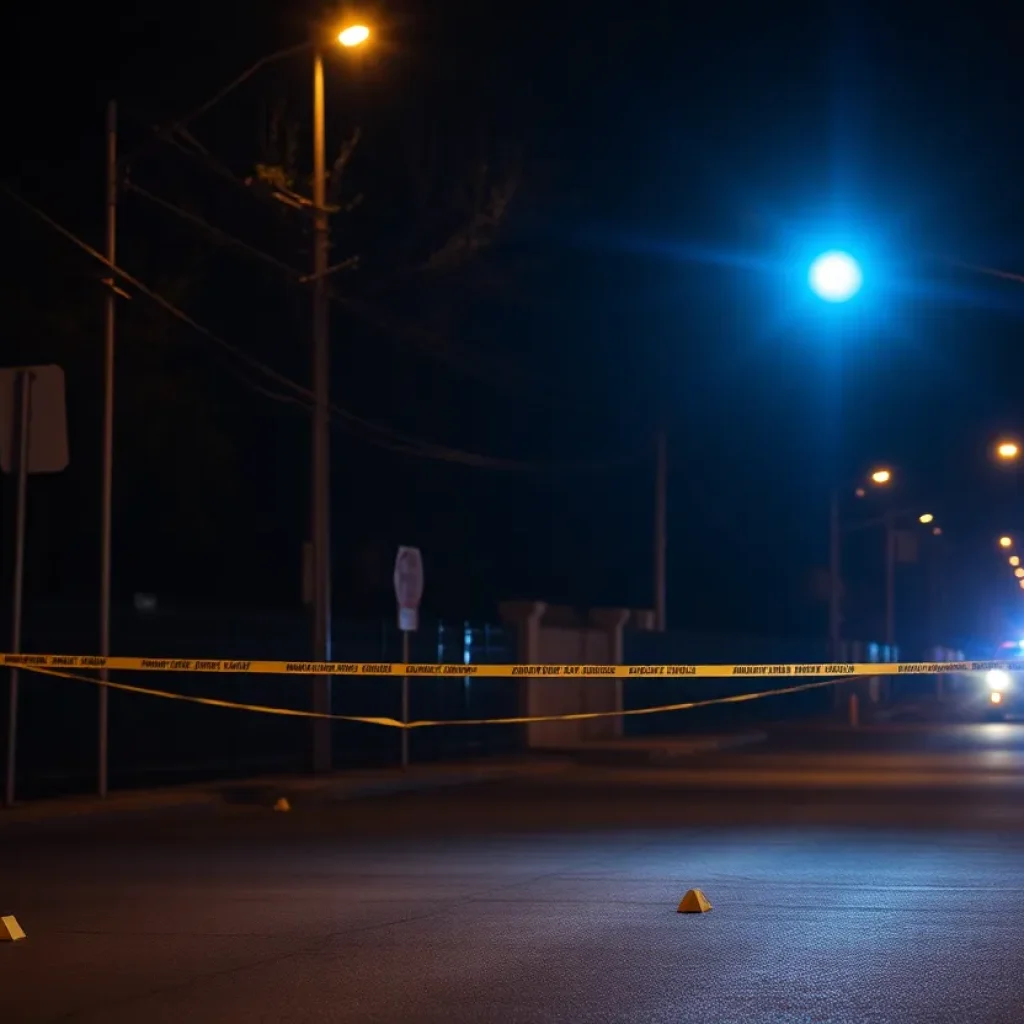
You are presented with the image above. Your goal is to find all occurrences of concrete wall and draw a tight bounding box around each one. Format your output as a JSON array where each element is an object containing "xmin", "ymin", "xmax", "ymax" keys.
[
  {"xmin": 497, "ymin": 604, "xmax": 958, "ymax": 747},
  {"xmin": 499, "ymin": 602, "xmax": 630, "ymax": 748}
]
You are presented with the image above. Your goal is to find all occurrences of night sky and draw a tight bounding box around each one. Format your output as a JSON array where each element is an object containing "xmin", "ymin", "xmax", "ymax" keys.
[{"xmin": 6, "ymin": 0, "xmax": 1024, "ymax": 651}]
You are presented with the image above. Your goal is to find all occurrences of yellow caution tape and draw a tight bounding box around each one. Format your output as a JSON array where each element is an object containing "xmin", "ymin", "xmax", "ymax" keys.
[
  {"xmin": 0, "ymin": 653, "xmax": 1012, "ymax": 678},
  {"xmin": 22, "ymin": 664, "xmax": 854, "ymax": 729}
]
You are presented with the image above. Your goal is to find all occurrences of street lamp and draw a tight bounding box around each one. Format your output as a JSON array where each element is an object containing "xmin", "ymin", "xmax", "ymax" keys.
[
  {"xmin": 997, "ymin": 441, "xmax": 1020, "ymax": 461},
  {"xmin": 309, "ymin": 21, "xmax": 370, "ymax": 773},
  {"xmin": 1000, "ymin": 536, "xmax": 1014, "ymax": 549},
  {"xmin": 338, "ymin": 24, "xmax": 370, "ymax": 46},
  {"xmin": 919, "ymin": 513, "xmax": 934, "ymax": 524},
  {"xmin": 856, "ymin": 468, "xmax": 893, "ymax": 497},
  {"xmin": 829, "ymin": 467, "xmax": 894, "ymax": 658},
  {"xmin": 809, "ymin": 251, "xmax": 863, "ymax": 303},
  {"xmin": 1011, "ymin": 556, "xmax": 1020, "ymax": 567}
]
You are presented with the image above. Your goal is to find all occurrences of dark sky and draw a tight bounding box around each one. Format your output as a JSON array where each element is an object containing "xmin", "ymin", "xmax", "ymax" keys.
[{"xmin": 6, "ymin": 0, "xmax": 1024, "ymax": 650}]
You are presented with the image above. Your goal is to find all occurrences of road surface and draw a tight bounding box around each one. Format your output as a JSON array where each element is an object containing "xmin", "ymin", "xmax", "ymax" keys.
[{"xmin": 3, "ymin": 722, "xmax": 1024, "ymax": 1023}]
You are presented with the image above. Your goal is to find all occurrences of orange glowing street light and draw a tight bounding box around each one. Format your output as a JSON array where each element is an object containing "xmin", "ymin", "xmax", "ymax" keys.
[
  {"xmin": 338, "ymin": 24, "xmax": 370, "ymax": 47},
  {"xmin": 1000, "ymin": 536, "xmax": 1014, "ymax": 549},
  {"xmin": 833, "ymin": 466, "xmax": 894, "ymax": 655},
  {"xmin": 1012, "ymin": 556, "xmax": 1021, "ymax": 567},
  {"xmin": 918, "ymin": 513, "xmax": 934, "ymax": 524},
  {"xmin": 997, "ymin": 440, "xmax": 1020, "ymax": 461},
  {"xmin": 310, "ymin": 17, "xmax": 372, "ymax": 772}
]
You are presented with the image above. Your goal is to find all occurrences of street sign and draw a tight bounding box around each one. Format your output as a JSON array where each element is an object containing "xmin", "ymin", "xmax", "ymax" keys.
[
  {"xmin": 0, "ymin": 365, "xmax": 69, "ymax": 475},
  {"xmin": 394, "ymin": 546, "xmax": 424, "ymax": 632}
]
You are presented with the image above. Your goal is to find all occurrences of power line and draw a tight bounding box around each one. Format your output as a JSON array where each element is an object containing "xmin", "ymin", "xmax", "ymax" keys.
[
  {"xmin": 951, "ymin": 260, "xmax": 1024, "ymax": 287},
  {"xmin": 124, "ymin": 179, "xmax": 305, "ymax": 280},
  {"xmin": 118, "ymin": 42, "xmax": 311, "ymax": 173},
  {"xmin": 118, "ymin": 53, "xmax": 568, "ymax": 406},
  {"xmin": 125, "ymin": 176, "xmax": 572, "ymax": 405},
  {"xmin": 0, "ymin": 182, "xmax": 634, "ymax": 473}
]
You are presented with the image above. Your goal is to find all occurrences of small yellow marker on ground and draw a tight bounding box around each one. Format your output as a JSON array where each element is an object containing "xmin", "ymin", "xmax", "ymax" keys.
[
  {"xmin": 273, "ymin": 797, "xmax": 291, "ymax": 813},
  {"xmin": 677, "ymin": 889, "xmax": 712, "ymax": 914},
  {"xmin": 0, "ymin": 916, "xmax": 25, "ymax": 941}
]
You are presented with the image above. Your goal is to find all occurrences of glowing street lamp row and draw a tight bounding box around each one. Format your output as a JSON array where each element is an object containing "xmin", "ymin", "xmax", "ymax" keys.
[
  {"xmin": 852, "ymin": 468, "xmax": 940, "ymax": 535},
  {"xmin": 999, "ymin": 539, "xmax": 1024, "ymax": 590},
  {"xmin": 809, "ymin": 253, "xmax": 1024, "ymax": 582}
]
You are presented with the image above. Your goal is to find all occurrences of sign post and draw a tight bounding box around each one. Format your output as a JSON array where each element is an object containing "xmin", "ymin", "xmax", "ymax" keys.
[
  {"xmin": 0, "ymin": 366, "xmax": 70, "ymax": 807},
  {"xmin": 393, "ymin": 547, "xmax": 423, "ymax": 769}
]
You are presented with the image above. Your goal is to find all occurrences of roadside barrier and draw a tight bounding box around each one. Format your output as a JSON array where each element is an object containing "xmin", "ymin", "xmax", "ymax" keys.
[
  {"xmin": 0, "ymin": 653, "xmax": 995, "ymax": 730},
  {"xmin": 0, "ymin": 654, "xmax": 1007, "ymax": 678}
]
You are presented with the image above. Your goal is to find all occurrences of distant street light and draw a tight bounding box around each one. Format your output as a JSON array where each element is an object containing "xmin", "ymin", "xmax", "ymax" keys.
[
  {"xmin": 919, "ymin": 513, "xmax": 934, "ymax": 524},
  {"xmin": 1015, "ymin": 568, "xmax": 1024, "ymax": 579},
  {"xmin": 856, "ymin": 468, "xmax": 893, "ymax": 497},
  {"xmin": 1000, "ymin": 536, "xmax": 1014, "ymax": 548},
  {"xmin": 830, "ymin": 466, "xmax": 896, "ymax": 658},
  {"xmin": 997, "ymin": 441, "xmax": 1020, "ymax": 461},
  {"xmin": 1011, "ymin": 556, "xmax": 1020, "ymax": 567},
  {"xmin": 809, "ymin": 251, "xmax": 863, "ymax": 303}
]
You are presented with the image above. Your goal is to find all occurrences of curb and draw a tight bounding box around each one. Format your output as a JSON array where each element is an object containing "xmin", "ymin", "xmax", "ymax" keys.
[
  {"xmin": 0, "ymin": 760, "xmax": 570, "ymax": 826},
  {"xmin": 553, "ymin": 732, "xmax": 768, "ymax": 767},
  {"xmin": 646, "ymin": 732, "xmax": 767, "ymax": 765},
  {"xmin": 247, "ymin": 760, "xmax": 571, "ymax": 808}
]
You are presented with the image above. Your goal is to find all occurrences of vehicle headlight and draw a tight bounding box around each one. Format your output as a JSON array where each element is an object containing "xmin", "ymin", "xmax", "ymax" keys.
[{"xmin": 986, "ymin": 669, "xmax": 1011, "ymax": 692}]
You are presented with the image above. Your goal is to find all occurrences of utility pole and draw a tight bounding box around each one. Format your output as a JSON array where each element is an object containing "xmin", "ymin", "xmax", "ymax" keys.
[
  {"xmin": 927, "ymin": 537, "xmax": 944, "ymax": 648},
  {"xmin": 5, "ymin": 372, "xmax": 32, "ymax": 808},
  {"xmin": 98, "ymin": 100, "xmax": 118, "ymax": 798},
  {"xmin": 884, "ymin": 513, "xmax": 896, "ymax": 651},
  {"xmin": 654, "ymin": 428, "xmax": 667, "ymax": 631},
  {"xmin": 310, "ymin": 46, "xmax": 333, "ymax": 772},
  {"xmin": 828, "ymin": 489, "xmax": 841, "ymax": 660}
]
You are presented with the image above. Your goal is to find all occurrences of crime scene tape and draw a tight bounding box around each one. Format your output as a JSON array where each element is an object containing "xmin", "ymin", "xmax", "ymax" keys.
[
  {"xmin": 0, "ymin": 654, "xmax": 1017, "ymax": 677},
  {"xmin": 23, "ymin": 663, "xmax": 856, "ymax": 730}
]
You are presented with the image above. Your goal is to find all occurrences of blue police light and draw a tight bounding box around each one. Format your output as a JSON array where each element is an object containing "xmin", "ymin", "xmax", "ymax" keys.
[{"xmin": 808, "ymin": 251, "xmax": 863, "ymax": 303}]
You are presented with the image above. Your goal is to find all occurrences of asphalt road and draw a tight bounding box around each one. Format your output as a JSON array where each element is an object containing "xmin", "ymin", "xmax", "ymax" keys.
[{"xmin": 4, "ymin": 723, "xmax": 1024, "ymax": 1023}]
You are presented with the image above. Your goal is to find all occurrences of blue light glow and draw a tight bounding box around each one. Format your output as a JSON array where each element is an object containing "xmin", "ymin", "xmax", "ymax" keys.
[{"xmin": 809, "ymin": 250, "xmax": 863, "ymax": 302}]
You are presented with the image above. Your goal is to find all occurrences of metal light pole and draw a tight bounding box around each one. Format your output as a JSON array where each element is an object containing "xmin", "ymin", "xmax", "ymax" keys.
[
  {"xmin": 884, "ymin": 512, "xmax": 896, "ymax": 650},
  {"xmin": 653, "ymin": 429, "xmax": 667, "ymax": 631},
  {"xmin": 828, "ymin": 488, "xmax": 841, "ymax": 660},
  {"xmin": 98, "ymin": 99, "xmax": 118, "ymax": 798},
  {"xmin": 5, "ymin": 372, "xmax": 32, "ymax": 808},
  {"xmin": 310, "ymin": 45, "xmax": 333, "ymax": 773}
]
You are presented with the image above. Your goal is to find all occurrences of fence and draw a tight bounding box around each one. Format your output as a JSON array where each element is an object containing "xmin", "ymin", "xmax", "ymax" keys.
[
  {"xmin": 2, "ymin": 601, "xmax": 959, "ymax": 798},
  {"xmin": 0, "ymin": 603, "xmax": 517, "ymax": 799}
]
